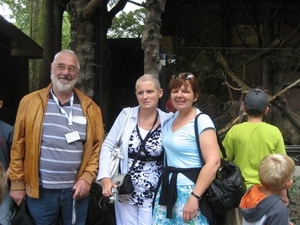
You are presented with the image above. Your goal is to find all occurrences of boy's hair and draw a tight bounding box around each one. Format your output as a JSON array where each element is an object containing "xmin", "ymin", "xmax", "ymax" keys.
[
  {"xmin": 259, "ymin": 154, "xmax": 295, "ymax": 191},
  {"xmin": 0, "ymin": 163, "xmax": 7, "ymax": 204}
]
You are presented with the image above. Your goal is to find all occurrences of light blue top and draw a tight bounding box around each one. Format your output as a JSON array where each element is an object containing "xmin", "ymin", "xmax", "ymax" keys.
[{"xmin": 162, "ymin": 108, "xmax": 215, "ymax": 185}]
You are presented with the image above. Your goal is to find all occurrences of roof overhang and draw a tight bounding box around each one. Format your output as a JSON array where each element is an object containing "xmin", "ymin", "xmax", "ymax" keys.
[{"xmin": 0, "ymin": 15, "xmax": 43, "ymax": 59}]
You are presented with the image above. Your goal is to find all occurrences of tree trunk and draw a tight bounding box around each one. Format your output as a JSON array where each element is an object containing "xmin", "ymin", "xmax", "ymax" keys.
[
  {"xmin": 30, "ymin": 0, "xmax": 64, "ymax": 91},
  {"xmin": 142, "ymin": 0, "xmax": 166, "ymax": 78},
  {"xmin": 67, "ymin": 0, "xmax": 129, "ymax": 127},
  {"xmin": 67, "ymin": 0, "xmax": 99, "ymax": 97}
]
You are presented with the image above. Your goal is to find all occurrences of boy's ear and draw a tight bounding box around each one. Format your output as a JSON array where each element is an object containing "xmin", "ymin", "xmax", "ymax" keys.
[
  {"xmin": 286, "ymin": 179, "xmax": 293, "ymax": 189},
  {"xmin": 263, "ymin": 106, "xmax": 269, "ymax": 115}
]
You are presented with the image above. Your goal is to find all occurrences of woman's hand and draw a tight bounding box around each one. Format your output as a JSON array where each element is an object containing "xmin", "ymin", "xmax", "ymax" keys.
[
  {"xmin": 182, "ymin": 195, "xmax": 199, "ymax": 222},
  {"xmin": 100, "ymin": 177, "xmax": 117, "ymax": 197}
]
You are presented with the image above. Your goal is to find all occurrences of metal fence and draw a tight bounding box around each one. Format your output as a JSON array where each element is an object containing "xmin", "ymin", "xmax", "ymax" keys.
[{"xmin": 286, "ymin": 145, "xmax": 300, "ymax": 166}]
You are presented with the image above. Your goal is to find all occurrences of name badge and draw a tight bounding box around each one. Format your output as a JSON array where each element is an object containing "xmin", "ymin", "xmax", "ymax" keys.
[
  {"xmin": 65, "ymin": 131, "xmax": 81, "ymax": 143},
  {"xmin": 72, "ymin": 116, "xmax": 87, "ymax": 124}
]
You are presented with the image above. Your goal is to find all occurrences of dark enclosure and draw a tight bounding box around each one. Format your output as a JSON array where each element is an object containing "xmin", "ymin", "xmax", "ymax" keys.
[{"xmin": 0, "ymin": 15, "xmax": 43, "ymax": 125}]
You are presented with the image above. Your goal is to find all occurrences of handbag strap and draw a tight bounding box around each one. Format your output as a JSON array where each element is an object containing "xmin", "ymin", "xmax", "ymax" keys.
[
  {"xmin": 130, "ymin": 111, "xmax": 159, "ymax": 170},
  {"xmin": 194, "ymin": 113, "xmax": 227, "ymax": 166},
  {"xmin": 135, "ymin": 111, "xmax": 159, "ymax": 154}
]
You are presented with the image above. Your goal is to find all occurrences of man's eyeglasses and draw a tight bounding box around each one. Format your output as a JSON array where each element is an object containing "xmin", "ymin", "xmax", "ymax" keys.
[
  {"xmin": 55, "ymin": 64, "xmax": 78, "ymax": 74},
  {"xmin": 171, "ymin": 74, "xmax": 194, "ymax": 80}
]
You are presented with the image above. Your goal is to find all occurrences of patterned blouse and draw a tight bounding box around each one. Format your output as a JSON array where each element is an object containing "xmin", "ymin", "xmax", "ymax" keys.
[{"xmin": 119, "ymin": 125, "xmax": 163, "ymax": 207}]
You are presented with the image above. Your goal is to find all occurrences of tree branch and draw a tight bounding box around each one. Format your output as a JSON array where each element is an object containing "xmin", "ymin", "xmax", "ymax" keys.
[
  {"xmin": 269, "ymin": 77, "xmax": 300, "ymax": 102},
  {"xmin": 215, "ymin": 49, "xmax": 251, "ymax": 91},
  {"xmin": 232, "ymin": 38, "xmax": 281, "ymax": 71},
  {"xmin": 83, "ymin": 0, "xmax": 102, "ymax": 18},
  {"xmin": 223, "ymin": 81, "xmax": 243, "ymax": 91}
]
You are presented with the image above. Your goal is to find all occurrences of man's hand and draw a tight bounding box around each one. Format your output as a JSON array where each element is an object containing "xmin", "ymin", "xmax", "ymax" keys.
[
  {"xmin": 73, "ymin": 179, "xmax": 91, "ymax": 199},
  {"xmin": 10, "ymin": 190, "xmax": 26, "ymax": 206}
]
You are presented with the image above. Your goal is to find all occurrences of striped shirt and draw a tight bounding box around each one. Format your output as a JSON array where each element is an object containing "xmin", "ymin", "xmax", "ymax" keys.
[{"xmin": 39, "ymin": 92, "xmax": 86, "ymax": 189}]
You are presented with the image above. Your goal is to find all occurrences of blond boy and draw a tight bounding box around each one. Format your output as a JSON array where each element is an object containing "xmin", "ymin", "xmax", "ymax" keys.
[{"xmin": 239, "ymin": 154, "xmax": 295, "ymax": 225}]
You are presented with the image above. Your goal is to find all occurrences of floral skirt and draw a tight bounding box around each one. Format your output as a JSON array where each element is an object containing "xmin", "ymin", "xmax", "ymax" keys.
[{"xmin": 152, "ymin": 184, "xmax": 209, "ymax": 225}]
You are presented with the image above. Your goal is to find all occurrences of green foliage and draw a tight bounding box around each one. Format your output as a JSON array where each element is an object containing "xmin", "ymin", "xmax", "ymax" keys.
[
  {"xmin": 1, "ymin": 0, "xmax": 71, "ymax": 48},
  {"xmin": 0, "ymin": 0, "xmax": 30, "ymax": 35},
  {"xmin": 62, "ymin": 11, "xmax": 71, "ymax": 49},
  {"xmin": 289, "ymin": 175, "xmax": 300, "ymax": 225},
  {"xmin": 108, "ymin": 8, "xmax": 145, "ymax": 38}
]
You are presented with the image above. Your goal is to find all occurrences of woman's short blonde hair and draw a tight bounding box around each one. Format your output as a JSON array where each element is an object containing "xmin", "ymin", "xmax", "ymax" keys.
[
  {"xmin": 259, "ymin": 154, "xmax": 295, "ymax": 191},
  {"xmin": 135, "ymin": 74, "xmax": 161, "ymax": 90},
  {"xmin": 0, "ymin": 163, "xmax": 7, "ymax": 204}
]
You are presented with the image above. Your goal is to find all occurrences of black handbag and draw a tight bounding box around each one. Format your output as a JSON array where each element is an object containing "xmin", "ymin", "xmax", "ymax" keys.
[
  {"xmin": 111, "ymin": 173, "xmax": 134, "ymax": 195},
  {"xmin": 194, "ymin": 113, "xmax": 246, "ymax": 215},
  {"xmin": 11, "ymin": 201, "xmax": 34, "ymax": 225}
]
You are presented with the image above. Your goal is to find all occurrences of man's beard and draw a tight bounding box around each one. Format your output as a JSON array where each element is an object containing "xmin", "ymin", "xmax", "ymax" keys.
[{"xmin": 51, "ymin": 73, "xmax": 77, "ymax": 93}]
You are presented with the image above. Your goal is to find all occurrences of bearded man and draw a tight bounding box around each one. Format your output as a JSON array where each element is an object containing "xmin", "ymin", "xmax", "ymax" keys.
[{"xmin": 9, "ymin": 50, "xmax": 104, "ymax": 225}]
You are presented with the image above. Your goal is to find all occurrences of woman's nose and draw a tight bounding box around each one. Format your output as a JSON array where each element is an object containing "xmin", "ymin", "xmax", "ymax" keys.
[{"xmin": 175, "ymin": 91, "xmax": 182, "ymax": 97}]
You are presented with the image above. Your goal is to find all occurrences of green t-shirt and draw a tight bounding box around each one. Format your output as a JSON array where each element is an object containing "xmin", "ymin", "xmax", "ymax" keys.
[{"xmin": 222, "ymin": 122, "xmax": 286, "ymax": 189}]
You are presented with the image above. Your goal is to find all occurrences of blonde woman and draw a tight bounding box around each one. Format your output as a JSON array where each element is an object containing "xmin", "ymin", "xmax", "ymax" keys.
[{"xmin": 98, "ymin": 74, "xmax": 173, "ymax": 225}]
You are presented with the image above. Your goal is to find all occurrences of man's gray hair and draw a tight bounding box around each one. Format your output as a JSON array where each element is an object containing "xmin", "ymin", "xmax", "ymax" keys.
[{"xmin": 52, "ymin": 49, "xmax": 80, "ymax": 70}]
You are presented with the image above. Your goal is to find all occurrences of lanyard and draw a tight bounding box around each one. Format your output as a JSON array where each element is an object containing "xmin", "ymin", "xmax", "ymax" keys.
[{"xmin": 51, "ymin": 89, "xmax": 74, "ymax": 130}]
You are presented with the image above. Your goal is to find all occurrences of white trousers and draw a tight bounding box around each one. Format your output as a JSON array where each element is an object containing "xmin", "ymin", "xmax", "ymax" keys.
[{"xmin": 114, "ymin": 201, "xmax": 152, "ymax": 225}]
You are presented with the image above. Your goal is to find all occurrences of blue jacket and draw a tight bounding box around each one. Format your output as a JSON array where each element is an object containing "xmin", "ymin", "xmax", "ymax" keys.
[
  {"xmin": 0, "ymin": 120, "xmax": 13, "ymax": 171},
  {"xmin": 240, "ymin": 185, "xmax": 289, "ymax": 225}
]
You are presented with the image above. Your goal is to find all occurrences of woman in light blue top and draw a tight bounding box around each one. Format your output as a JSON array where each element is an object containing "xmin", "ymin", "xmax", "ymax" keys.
[
  {"xmin": 152, "ymin": 72, "xmax": 220, "ymax": 225},
  {"xmin": 97, "ymin": 74, "xmax": 173, "ymax": 225}
]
